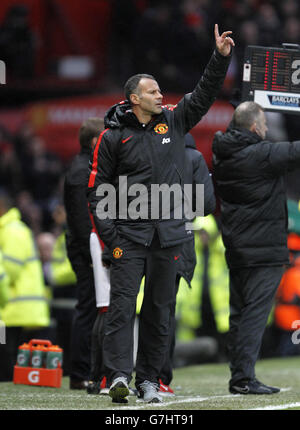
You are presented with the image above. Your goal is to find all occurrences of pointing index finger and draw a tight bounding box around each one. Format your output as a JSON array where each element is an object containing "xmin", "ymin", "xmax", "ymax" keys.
[{"xmin": 214, "ymin": 23, "xmax": 219, "ymax": 39}]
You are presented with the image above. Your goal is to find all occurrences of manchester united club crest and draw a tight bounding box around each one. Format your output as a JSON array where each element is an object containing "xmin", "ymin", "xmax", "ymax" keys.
[
  {"xmin": 154, "ymin": 123, "xmax": 168, "ymax": 134},
  {"xmin": 113, "ymin": 247, "xmax": 123, "ymax": 259}
]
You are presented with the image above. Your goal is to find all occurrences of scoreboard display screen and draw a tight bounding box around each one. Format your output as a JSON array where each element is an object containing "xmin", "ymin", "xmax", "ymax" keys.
[{"xmin": 242, "ymin": 44, "xmax": 300, "ymax": 114}]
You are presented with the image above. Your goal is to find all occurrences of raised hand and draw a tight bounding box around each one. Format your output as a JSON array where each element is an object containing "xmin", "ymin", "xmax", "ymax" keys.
[{"xmin": 214, "ymin": 24, "xmax": 235, "ymax": 57}]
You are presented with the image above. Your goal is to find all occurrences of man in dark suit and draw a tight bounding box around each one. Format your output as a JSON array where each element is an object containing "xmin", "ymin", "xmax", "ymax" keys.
[
  {"xmin": 64, "ymin": 118, "xmax": 103, "ymax": 389},
  {"xmin": 212, "ymin": 101, "xmax": 300, "ymax": 394}
]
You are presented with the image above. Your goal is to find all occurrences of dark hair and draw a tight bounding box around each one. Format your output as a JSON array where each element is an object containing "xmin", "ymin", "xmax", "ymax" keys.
[
  {"xmin": 232, "ymin": 101, "xmax": 264, "ymax": 130},
  {"xmin": 124, "ymin": 73, "xmax": 156, "ymax": 103},
  {"xmin": 79, "ymin": 117, "xmax": 104, "ymax": 150}
]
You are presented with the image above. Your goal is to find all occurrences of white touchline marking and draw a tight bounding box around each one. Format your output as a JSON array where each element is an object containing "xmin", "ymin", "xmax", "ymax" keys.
[
  {"xmin": 107, "ymin": 387, "xmax": 292, "ymax": 410},
  {"xmin": 108, "ymin": 394, "xmax": 239, "ymax": 410},
  {"xmin": 250, "ymin": 402, "xmax": 300, "ymax": 410}
]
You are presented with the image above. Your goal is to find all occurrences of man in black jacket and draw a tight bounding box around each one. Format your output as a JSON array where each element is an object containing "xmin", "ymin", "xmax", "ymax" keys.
[
  {"xmin": 212, "ymin": 101, "xmax": 300, "ymax": 394},
  {"xmin": 64, "ymin": 118, "xmax": 103, "ymax": 389},
  {"xmin": 159, "ymin": 133, "xmax": 216, "ymax": 391},
  {"xmin": 86, "ymin": 133, "xmax": 216, "ymax": 396},
  {"xmin": 87, "ymin": 24, "xmax": 233, "ymax": 403}
]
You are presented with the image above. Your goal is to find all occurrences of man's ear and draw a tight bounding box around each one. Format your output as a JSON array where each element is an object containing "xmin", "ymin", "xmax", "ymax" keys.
[
  {"xmin": 249, "ymin": 122, "xmax": 256, "ymax": 133},
  {"xmin": 91, "ymin": 136, "xmax": 98, "ymax": 149},
  {"xmin": 130, "ymin": 93, "xmax": 140, "ymax": 106}
]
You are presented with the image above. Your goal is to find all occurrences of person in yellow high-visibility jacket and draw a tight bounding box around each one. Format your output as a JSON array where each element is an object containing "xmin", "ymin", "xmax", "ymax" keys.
[
  {"xmin": 0, "ymin": 250, "xmax": 10, "ymax": 347},
  {"xmin": 0, "ymin": 249, "xmax": 9, "ymax": 312},
  {"xmin": 0, "ymin": 192, "xmax": 50, "ymax": 381},
  {"xmin": 37, "ymin": 205, "xmax": 77, "ymax": 378},
  {"xmin": 49, "ymin": 231, "xmax": 77, "ymax": 287},
  {"xmin": 48, "ymin": 229, "xmax": 77, "ymax": 377}
]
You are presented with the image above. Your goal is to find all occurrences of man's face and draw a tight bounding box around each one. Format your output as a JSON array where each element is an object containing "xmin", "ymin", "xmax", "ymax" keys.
[
  {"xmin": 134, "ymin": 78, "xmax": 163, "ymax": 116},
  {"xmin": 255, "ymin": 110, "xmax": 268, "ymax": 139}
]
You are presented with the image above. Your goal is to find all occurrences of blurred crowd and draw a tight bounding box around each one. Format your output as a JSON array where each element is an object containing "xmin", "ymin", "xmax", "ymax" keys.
[
  {"xmin": 108, "ymin": 0, "xmax": 300, "ymax": 94},
  {"xmin": 0, "ymin": 3, "xmax": 36, "ymax": 81},
  {"xmin": 1, "ymin": 0, "xmax": 300, "ymax": 380},
  {"xmin": 1, "ymin": 0, "xmax": 300, "ymax": 93},
  {"xmin": 0, "ymin": 122, "xmax": 63, "ymax": 235}
]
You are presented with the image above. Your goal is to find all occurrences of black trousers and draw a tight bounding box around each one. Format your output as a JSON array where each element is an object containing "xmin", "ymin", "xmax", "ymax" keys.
[
  {"xmin": 69, "ymin": 261, "xmax": 97, "ymax": 381},
  {"xmin": 103, "ymin": 232, "xmax": 181, "ymax": 388},
  {"xmin": 159, "ymin": 275, "xmax": 180, "ymax": 385},
  {"xmin": 227, "ymin": 265, "xmax": 284, "ymax": 385},
  {"xmin": 90, "ymin": 310, "xmax": 107, "ymax": 382}
]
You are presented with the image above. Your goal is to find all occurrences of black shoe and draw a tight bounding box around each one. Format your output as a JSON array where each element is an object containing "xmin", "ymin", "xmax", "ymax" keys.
[
  {"xmin": 253, "ymin": 378, "xmax": 280, "ymax": 393},
  {"xmin": 229, "ymin": 379, "xmax": 279, "ymax": 395},
  {"xmin": 70, "ymin": 379, "xmax": 89, "ymax": 390},
  {"xmin": 87, "ymin": 380, "xmax": 101, "ymax": 395}
]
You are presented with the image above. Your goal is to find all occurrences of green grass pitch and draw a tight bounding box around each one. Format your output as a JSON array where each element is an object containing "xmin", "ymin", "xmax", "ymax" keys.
[{"xmin": 1, "ymin": 356, "xmax": 300, "ymax": 411}]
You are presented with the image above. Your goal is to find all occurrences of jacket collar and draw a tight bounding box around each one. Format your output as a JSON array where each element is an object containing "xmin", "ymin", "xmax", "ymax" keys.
[
  {"xmin": 232, "ymin": 127, "xmax": 262, "ymax": 144},
  {"xmin": 213, "ymin": 126, "xmax": 262, "ymax": 160},
  {"xmin": 104, "ymin": 100, "xmax": 166, "ymax": 130}
]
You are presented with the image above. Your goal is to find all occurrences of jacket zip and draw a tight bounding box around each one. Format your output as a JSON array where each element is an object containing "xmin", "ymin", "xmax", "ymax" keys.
[{"xmin": 141, "ymin": 125, "xmax": 157, "ymax": 247}]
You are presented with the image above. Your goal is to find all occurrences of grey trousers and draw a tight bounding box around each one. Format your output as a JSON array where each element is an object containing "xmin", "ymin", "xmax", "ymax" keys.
[{"xmin": 227, "ymin": 265, "xmax": 284, "ymax": 386}]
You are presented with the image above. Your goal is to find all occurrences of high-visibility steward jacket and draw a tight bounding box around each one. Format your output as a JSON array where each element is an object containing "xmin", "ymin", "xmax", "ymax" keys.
[
  {"xmin": 175, "ymin": 215, "xmax": 230, "ymax": 341},
  {"xmin": 275, "ymin": 256, "xmax": 300, "ymax": 331},
  {"xmin": 0, "ymin": 250, "xmax": 9, "ymax": 312},
  {"xmin": 49, "ymin": 232, "xmax": 76, "ymax": 286},
  {"xmin": 0, "ymin": 208, "xmax": 50, "ymax": 327},
  {"xmin": 48, "ymin": 232, "xmax": 77, "ymax": 311}
]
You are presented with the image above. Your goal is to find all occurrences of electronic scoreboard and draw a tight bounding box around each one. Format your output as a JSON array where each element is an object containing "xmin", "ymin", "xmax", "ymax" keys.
[{"xmin": 242, "ymin": 44, "xmax": 300, "ymax": 114}]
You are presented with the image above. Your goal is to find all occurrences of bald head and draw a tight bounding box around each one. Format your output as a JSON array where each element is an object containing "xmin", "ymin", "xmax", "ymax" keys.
[
  {"xmin": 36, "ymin": 232, "xmax": 55, "ymax": 263},
  {"xmin": 232, "ymin": 101, "xmax": 267, "ymax": 139}
]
